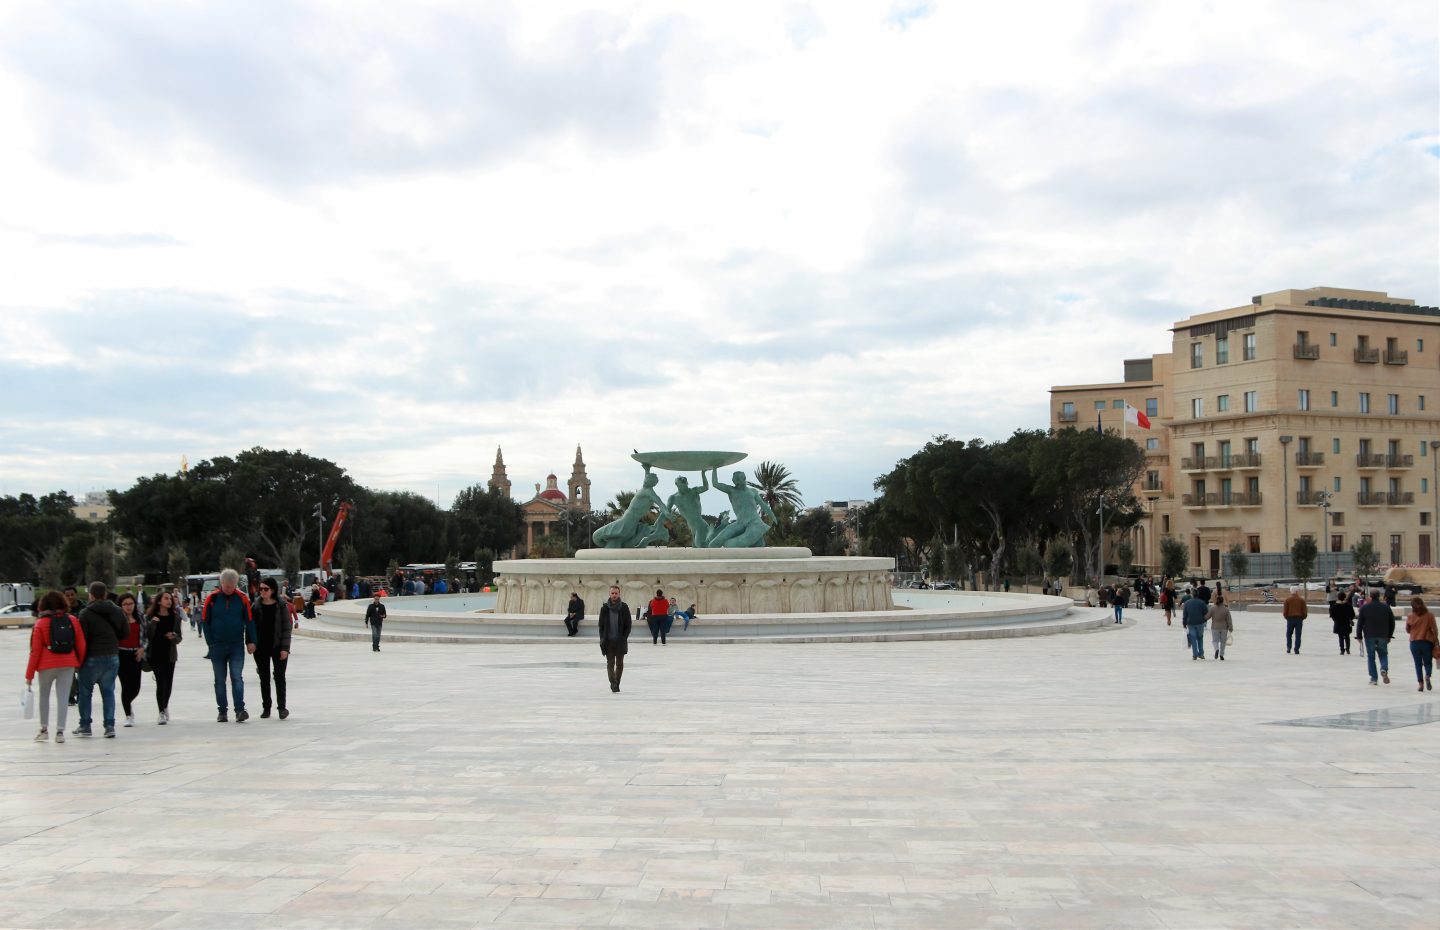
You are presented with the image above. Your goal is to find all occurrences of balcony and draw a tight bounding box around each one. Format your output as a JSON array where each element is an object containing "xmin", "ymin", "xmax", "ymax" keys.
[
  {"xmin": 1292, "ymin": 343, "xmax": 1320, "ymax": 360},
  {"xmin": 1229, "ymin": 452, "xmax": 1262, "ymax": 469},
  {"xmin": 1384, "ymin": 349, "xmax": 1408, "ymax": 365},
  {"xmin": 1357, "ymin": 491, "xmax": 1386, "ymax": 506},
  {"xmin": 1353, "ymin": 347, "xmax": 1379, "ymax": 363},
  {"xmin": 1181, "ymin": 493, "xmax": 1214, "ymax": 508},
  {"xmin": 1142, "ymin": 479, "xmax": 1164, "ymax": 493},
  {"xmin": 1058, "ymin": 410, "xmax": 1078, "ymax": 423},
  {"xmin": 1227, "ymin": 491, "xmax": 1263, "ymax": 507},
  {"xmin": 1296, "ymin": 490, "xmax": 1327, "ymax": 505},
  {"xmin": 1356, "ymin": 453, "xmax": 1386, "ymax": 468},
  {"xmin": 1180, "ymin": 456, "xmax": 1217, "ymax": 472},
  {"xmin": 1387, "ymin": 491, "xmax": 1415, "ymax": 506},
  {"xmin": 1386, "ymin": 454, "xmax": 1414, "ymax": 468},
  {"xmin": 1294, "ymin": 452, "xmax": 1324, "ymax": 468}
]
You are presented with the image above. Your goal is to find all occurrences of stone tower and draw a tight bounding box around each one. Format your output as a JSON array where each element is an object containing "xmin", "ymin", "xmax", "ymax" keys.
[
  {"xmin": 567, "ymin": 445, "xmax": 592, "ymax": 509},
  {"xmin": 488, "ymin": 446, "xmax": 512, "ymax": 498}
]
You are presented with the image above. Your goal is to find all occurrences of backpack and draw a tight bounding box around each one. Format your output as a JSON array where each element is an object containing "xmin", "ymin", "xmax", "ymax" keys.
[{"xmin": 48, "ymin": 614, "xmax": 76, "ymax": 655}]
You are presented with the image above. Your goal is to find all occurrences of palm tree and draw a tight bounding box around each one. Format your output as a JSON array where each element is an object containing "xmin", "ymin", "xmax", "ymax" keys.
[{"xmin": 752, "ymin": 461, "xmax": 803, "ymax": 513}]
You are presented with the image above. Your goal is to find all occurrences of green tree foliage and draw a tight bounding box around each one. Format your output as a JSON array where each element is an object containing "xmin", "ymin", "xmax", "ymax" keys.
[
  {"xmin": 443, "ymin": 551, "xmax": 461, "ymax": 584},
  {"xmin": 339, "ymin": 543, "xmax": 361, "ymax": 580},
  {"xmin": 473, "ymin": 548, "xmax": 495, "ymax": 584},
  {"xmin": 1350, "ymin": 538, "xmax": 1380, "ymax": 584},
  {"xmin": 1290, "ymin": 536, "xmax": 1318, "ymax": 586},
  {"xmin": 791, "ymin": 507, "xmax": 846, "ymax": 556},
  {"xmin": 1015, "ymin": 542, "xmax": 1044, "ymax": 588},
  {"xmin": 1226, "ymin": 542, "xmax": 1249, "ymax": 585},
  {"xmin": 0, "ymin": 492, "xmax": 88, "ymax": 582},
  {"xmin": 217, "ymin": 546, "xmax": 246, "ymax": 575},
  {"xmin": 752, "ymin": 461, "xmax": 804, "ymax": 513},
  {"xmin": 167, "ymin": 545, "xmax": 190, "ymax": 587},
  {"xmin": 1159, "ymin": 536, "xmax": 1189, "ymax": 580},
  {"xmin": 530, "ymin": 534, "xmax": 568, "ymax": 558},
  {"xmin": 351, "ymin": 489, "xmax": 448, "ymax": 573},
  {"xmin": 281, "ymin": 538, "xmax": 303, "ymax": 585},
  {"xmin": 450, "ymin": 485, "xmax": 524, "ymax": 558},
  {"xmin": 85, "ymin": 538, "xmax": 116, "ymax": 587},
  {"xmin": 36, "ymin": 544, "xmax": 64, "ymax": 590},
  {"xmin": 1116, "ymin": 540, "xmax": 1134, "ymax": 577},
  {"xmin": 1044, "ymin": 541, "xmax": 1072, "ymax": 581}
]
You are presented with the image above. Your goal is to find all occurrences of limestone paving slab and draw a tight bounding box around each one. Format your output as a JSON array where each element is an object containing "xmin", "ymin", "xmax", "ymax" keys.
[{"xmin": 2, "ymin": 608, "xmax": 1438, "ymax": 929}]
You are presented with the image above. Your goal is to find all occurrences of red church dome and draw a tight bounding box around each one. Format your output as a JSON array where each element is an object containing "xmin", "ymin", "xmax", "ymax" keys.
[{"xmin": 538, "ymin": 473, "xmax": 567, "ymax": 502}]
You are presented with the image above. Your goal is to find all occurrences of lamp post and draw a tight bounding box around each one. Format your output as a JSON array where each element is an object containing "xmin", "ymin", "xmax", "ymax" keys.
[
  {"xmin": 1279, "ymin": 435, "xmax": 1293, "ymax": 550},
  {"xmin": 1314, "ymin": 489, "xmax": 1332, "ymax": 577}
]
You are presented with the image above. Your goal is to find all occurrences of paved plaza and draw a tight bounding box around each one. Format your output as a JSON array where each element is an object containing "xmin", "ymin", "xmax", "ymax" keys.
[{"xmin": 3, "ymin": 608, "xmax": 1437, "ymax": 929}]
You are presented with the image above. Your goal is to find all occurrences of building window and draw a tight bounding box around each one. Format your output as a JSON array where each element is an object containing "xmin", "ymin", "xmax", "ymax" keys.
[
  {"xmin": 1191, "ymin": 398, "xmax": 1204, "ymax": 418},
  {"xmin": 1247, "ymin": 476, "xmax": 1260, "ymax": 496},
  {"xmin": 1359, "ymin": 392, "xmax": 1370, "ymax": 413},
  {"xmin": 1243, "ymin": 391, "xmax": 1257, "ymax": 412},
  {"xmin": 1420, "ymin": 338, "xmax": 1425, "ymax": 352},
  {"xmin": 1242, "ymin": 332, "xmax": 1256, "ymax": 360},
  {"xmin": 1330, "ymin": 390, "xmax": 1338, "ymax": 407},
  {"xmin": 1216, "ymin": 335, "xmax": 1229, "ymax": 364},
  {"xmin": 1388, "ymin": 393, "xmax": 1399, "ymax": 415},
  {"xmin": 1360, "ymin": 533, "xmax": 1373, "ymax": 546},
  {"xmin": 1421, "ymin": 395, "xmax": 1427, "ymax": 411},
  {"xmin": 1190, "ymin": 342, "xmax": 1203, "ymax": 369},
  {"xmin": 1333, "ymin": 476, "xmax": 1341, "ymax": 492},
  {"xmin": 1332, "ymin": 438, "xmax": 1341, "ymax": 454},
  {"xmin": 1247, "ymin": 535, "xmax": 1260, "ymax": 553},
  {"xmin": 1331, "ymin": 535, "xmax": 1343, "ymax": 553},
  {"xmin": 1162, "ymin": 515, "xmax": 1171, "ymax": 533},
  {"xmin": 1298, "ymin": 475, "xmax": 1311, "ymax": 495},
  {"xmin": 1146, "ymin": 438, "xmax": 1159, "ymax": 450},
  {"xmin": 1062, "ymin": 402, "xmax": 1075, "ymax": 416},
  {"xmin": 1245, "ymin": 437, "xmax": 1259, "ymax": 455},
  {"xmin": 1423, "ymin": 478, "xmax": 1430, "ymax": 494},
  {"xmin": 1424, "ymin": 442, "xmax": 1430, "ymax": 458},
  {"xmin": 1332, "ymin": 512, "xmax": 1343, "ymax": 526},
  {"xmin": 1298, "ymin": 389, "xmax": 1310, "ymax": 411},
  {"xmin": 1391, "ymin": 535, "xmax": 1402, "ymax": 564},
  {"xmin": 1094, "ymin": 400, "xmax": 1106, "ymax": 410},
  {"xmin": 1217, "ymin": 394, "xmax": 1230, "ymax": 412},
  {"xmin": 1113, "ymin": 399, "xmax": 1124, "ymax": 409},
  {"xmin": 1145, "ymin": 397, "xmax": 1158, "ymax": 417},
  {"xmin": 1329, "ymin": 332, "xmax": 1337, "ymax": 346}
]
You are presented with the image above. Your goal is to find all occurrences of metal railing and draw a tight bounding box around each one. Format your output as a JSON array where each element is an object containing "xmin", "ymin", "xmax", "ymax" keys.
[
  {"xmin": 1180, "ymin": 493, "xmax": 1212, "ymax": 507},
  {"xmin": 1386, "ymin": 454, "xmax": 1414, "ymax": 468},
  {"xmin": 1356, "ymin": 453, "xmax": 1386, "ymax": 468},
  {"xmin": 1058, "ymin": 410, "xmax": 1078, "ymax": 422},
  {"xmin": 1292, "ymin": 343, "xmax": 1320, "ymax": 359},
  {"xmin": 1229, "ymin": 452, "xmax": 1262, "ymax": 468},
  {"xmin": 1384, "ymin": 349, "xmax": 1408, "ymax": 365},
  {"xmin": 1294, "ymin": 452, "xmax": 1324, "ymax": 467},
  {"xmin": 1356, "ymin": 491, "xmax": 1386, "ymax": 505},
  {"xmin": 1353, "ymin": 347, "xmax": 1379, "ymax": 363},
  {"xmin": 1387, "ymin": 491, "xmax": 1415, "ymax": 505},
  {"xmin": 1296, "ymin": 490, "xmax": 1326, "ymax": 505}
]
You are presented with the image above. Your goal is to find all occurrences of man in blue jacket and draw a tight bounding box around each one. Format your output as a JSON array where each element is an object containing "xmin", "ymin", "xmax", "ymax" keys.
[
  {"xmin": 202, "ymin": 569, "xmax": 256, "ymax": 722},
  {"xmin": 1181, "ymin": 587, "xmax": 1210, "ymax": 660}
]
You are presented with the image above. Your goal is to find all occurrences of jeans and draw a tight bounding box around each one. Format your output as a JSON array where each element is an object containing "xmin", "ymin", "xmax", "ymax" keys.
[
  {"xmin": 1364, "ymin": 637, "xmax": 1390, "ymax": 682},
  {"xmin": 1113, "ymin": 604, "xmax": 1123, "ymax": 623},
  {"xmin": 371, "ymin": 622, "xmax": 382, "ymax": 650},
  {"xmin": 1186, "ymin": 623, "xmax": 1206, "ymax": 658},
  {"xmin": 77, "ymin": 655, "xmax": 119, "ymax": 729},
  {"xmin": 1285, "ymin": 618, "xmax": 1304, "ymax": 652},
  {"xmin": 209, "ymin": 642, "xmax": 247, "ymax": 712},
  {"xmin": 1410, "ymin": 640, "xmax": 1434, "ymax": 684}
]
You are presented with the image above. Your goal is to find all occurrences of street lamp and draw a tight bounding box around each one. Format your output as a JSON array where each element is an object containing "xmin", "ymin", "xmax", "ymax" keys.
[
  {"xmin": 1314, "ymin": 489, "xmax": 1332, "ymax": 577},
  {"xmin": 1279, "ymin": 435, "xmax": 1293, "ymax": 549}
]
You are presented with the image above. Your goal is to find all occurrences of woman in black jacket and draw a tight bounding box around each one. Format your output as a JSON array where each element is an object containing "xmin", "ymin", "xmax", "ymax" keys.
[
  {"xmin": 251, "ymin": 580, "xmax": 294, "ymax": 719},
  {"xmin": 145, "ymin": 590, "xmax": 183, "ymax": 724},
  {"xmin": 1330, "ymin": 588, "xmax": 1356, "ymax": 655}
]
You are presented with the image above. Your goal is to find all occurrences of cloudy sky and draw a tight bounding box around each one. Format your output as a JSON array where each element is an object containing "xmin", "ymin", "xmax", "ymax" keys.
[{"xmin": 1, "ymin": 0, "xmax": 1435, "ymax": 510}]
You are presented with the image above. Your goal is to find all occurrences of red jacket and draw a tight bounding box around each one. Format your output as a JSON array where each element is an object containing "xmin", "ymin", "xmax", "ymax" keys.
[
  {"xmin": 648, "ymin": 597, "xmax": 669, "ymax": 619},
  {"xmin": 26, "ymin": 613, "xmax": 87, "ymax": 680}
]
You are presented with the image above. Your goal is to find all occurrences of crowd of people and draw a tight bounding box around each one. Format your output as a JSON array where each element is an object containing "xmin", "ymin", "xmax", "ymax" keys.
[{"xmin": 23, "ymin": 568, "xmax": 298, "ymax": 743}]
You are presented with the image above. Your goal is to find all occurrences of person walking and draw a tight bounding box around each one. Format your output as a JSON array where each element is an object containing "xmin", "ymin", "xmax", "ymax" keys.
[
  {"xmin": 1356, "ymin": 588, "xmax": 1396, "ymax": 686},
  {"xmin": 597, "ymin": 585, "xmax": 632, "ymax": 692},
  {"xmin": 1282, "ymin": 585, "xmax": 1307, "ymax": 654},
  {"xmin": 364, "ymin": 593, "xmax": 387, "ymax": 652},
  {"xmin": 25, "ymin": 591, "xmax": 87, "ymax": 744},
  {"xmin": 145, "ymin": 589, "xmax": 182, "ymax": 724},
  {"xmin": 1403, "ymin": 597, "xmax": 1436, "ymax": 693},
  {"xmin": 1207, "ymin": 592, "xmax": 1233, "ymax": 660},
  {"xmin": 251, "ymin": 579, "xmax": 292, "ymax": 719},
  {"xmin": 1181, "ymin": 585, "xmax": 1208, "ymax": 660},
  {"xmin": 76, "ymin": 582, "xmax": 126, "ymax": 738},
  {"xmin": 564, "ymin": 592, "xmax": 585, "ymax": 637},
  {"xmin": 1329, "ymin": 587, "xmax": 1356, "ymax": 655},
  {"xmin": 648, "ymin": 589, "xmax": 670, "ymax": 645},
  {"xmin": 116, "ymin": 592, "xmax": 147, "ymax": 728},
  {"xmin": 201, "ymin": 569, "xmax": 256, "ymax": 722},
  {"xmin": 1160, "ymin": 580, "xmax": 1175, "ymax": 626},
  {"xmin": 1112, "ymin": 584, "xmax": 1129, "ymax": 624}
]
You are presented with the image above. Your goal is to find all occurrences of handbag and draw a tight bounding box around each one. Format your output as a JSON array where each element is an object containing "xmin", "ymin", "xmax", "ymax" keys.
[
  {"xmin": 141, "ymin": 653, "xmax": 153, "ymax": 673},
  {"xmin": 21, "ymin": 685, "xmax": 34, "ymax": 720}
]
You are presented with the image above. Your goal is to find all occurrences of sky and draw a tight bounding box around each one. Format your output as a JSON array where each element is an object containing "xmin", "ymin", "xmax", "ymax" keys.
[{"xmin": 1, "ymin": 0, "xmax": 1436, "ymax": 511}]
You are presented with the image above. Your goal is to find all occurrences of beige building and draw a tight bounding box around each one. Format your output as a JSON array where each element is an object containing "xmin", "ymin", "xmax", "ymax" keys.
[
  {"xmin": 72, "ymin": 491, "xmax": 112, "ymax": 523},
  {"xmin": 488, "ymin": 445, "xmax": 593, "ymax": 556},
  {"xmin": 1051, "ymin": 287, "xmax": 1440, "ymax": 577}
]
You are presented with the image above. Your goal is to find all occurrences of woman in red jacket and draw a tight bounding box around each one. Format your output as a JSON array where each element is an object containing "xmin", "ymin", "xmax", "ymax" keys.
[{"xmin": 26, "ymin": 590, "xmax": 87, "ymax": 744}]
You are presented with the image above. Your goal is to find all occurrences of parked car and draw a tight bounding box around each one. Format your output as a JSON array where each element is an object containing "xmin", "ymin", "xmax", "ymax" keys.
[
  {"xmin": 930, "ymin": 581, "xmax": 956, "ymax": 590},
  {"xmin": 0, "ymin": 603, "xmax": 33, "ymax": 617}
]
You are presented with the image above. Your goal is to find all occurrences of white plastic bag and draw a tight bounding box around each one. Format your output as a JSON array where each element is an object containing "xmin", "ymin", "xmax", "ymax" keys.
[{"xmin": 21, "ymin": 685, "xmax": 34, "ymax": 720}]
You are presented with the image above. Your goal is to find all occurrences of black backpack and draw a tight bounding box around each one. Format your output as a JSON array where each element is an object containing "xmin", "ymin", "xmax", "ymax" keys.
[{"xmin": 49, "ymin": 615, "xmax": 76, "ymax": 655}]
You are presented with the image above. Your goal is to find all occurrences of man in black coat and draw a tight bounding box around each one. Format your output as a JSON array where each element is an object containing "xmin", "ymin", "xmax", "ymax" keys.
[
  {"xmin": 597, "ymin": 585, "xmax": 631, "ymax": 693},
  {"xmin": 1356, "ymin": 588, "xmax": 1396, "ymax": 686},
  {"xmin": 364, "ymin": 594, "xmax": 387, "ymax": 652},
  {"xmin": 564, "ymin": 592, "xmax": 585, "ymax": 637}
]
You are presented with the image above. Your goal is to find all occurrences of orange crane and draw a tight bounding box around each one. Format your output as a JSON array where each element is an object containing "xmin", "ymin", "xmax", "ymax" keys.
[{"xmin": 320, "ymin": 501, "xmax": 355, "ymax": 578}]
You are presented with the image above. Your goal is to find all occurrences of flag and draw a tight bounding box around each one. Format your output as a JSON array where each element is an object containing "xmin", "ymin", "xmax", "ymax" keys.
[
  {"xmin": 1124, "ymin": 404, "xmax": 1151, "ymax": 430},
  {"xmin": 1096, "ymin": 412, "xmax": 1103, "ymax": 434}
]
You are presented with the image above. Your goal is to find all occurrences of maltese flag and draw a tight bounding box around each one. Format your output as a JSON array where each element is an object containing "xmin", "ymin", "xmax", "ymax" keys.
[{"xmin": 1124, "ymin": 404, "xmax": 1151, "ymax": 430}]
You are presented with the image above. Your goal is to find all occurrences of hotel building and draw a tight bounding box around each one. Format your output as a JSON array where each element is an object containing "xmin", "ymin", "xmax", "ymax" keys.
[{"xmin": 1050, "ymin": 287, "xmax": 1440, "ymax": 576}]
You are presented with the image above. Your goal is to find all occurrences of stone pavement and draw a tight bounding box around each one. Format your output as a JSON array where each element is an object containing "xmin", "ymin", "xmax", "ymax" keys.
[{"xmin": 2, "ymin": 608, "xmax": 1437, "ymax": 929}]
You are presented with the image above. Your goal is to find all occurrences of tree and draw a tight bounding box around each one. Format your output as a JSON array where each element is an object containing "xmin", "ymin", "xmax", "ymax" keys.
[
  {"xmin": 752, "ymin": 461, "xmax": 803, "ymax": 513},
  {"xmin": 451, "ymin": 485, "xmax": 525, "ymax": 557},
  {"xmin": 0, "ymin": 493, "xmax": 89, "ymax": 582},
  {"xmin": 1290, "ymin": 536, "xmax": 1318, "ymax": 590},
  {"xmin": 339, "ymin": 543, "xmax": 361, "ymax": 580},
  {"xmin": 167, "ymin": 545, "xmax": 190, "ymax": 587},
  {"xmin": 85, "ymin": 538, "xmax": 116, "ymax": 587},
  {"xmin": 1030, "ymin": 427, "xmax": 1145, "ymax": 588},
  {"xmin": 1015, "ymin": 542, "xmax": 1043, "ymax": 590},
  {"xmin": 281, "ymin": 538, "xmax": 303, "ymax": 585},
  {"xmin": 1159, "ymin": 536, "xmax": 1188, "ymax": 580},
  {"xmin": 473, "ymin": 547, "xmax": 495, "ymax": 585},
  {"xmin": 443, "ymin": 551, "xmax": 461, "ymax": 585},
  {"xmin": 218, "ymin": 546, "xmax": 246, "ymax": 575},
  {"xmin": 36, "ymin": 543, "xmax": 63, "ymax": 590},
  {"xmin": 1226, "ymin": 542, "xmax": 1249, "ymax": 587},
  {"xmin": 1116, "ymin": 540, "xmax": 1134, "ymax": 578},
  {"xmin": 792, "ymin": 508, "xmax": 845, "ymax": 556},
  {"xmin": 1351, "ymin": 538, "xmax": 1380, "ymax": 585},
  {"xmin": 385, "ymin": 559, "xmax": 401, "ymax": 584},
  {"xmin": 1044, "ymin": 541, "xmax": 1072, "ymax": 582},
  {"xmin": 531, "ymin": 535, "xmax": 568, "ymax": 558}
]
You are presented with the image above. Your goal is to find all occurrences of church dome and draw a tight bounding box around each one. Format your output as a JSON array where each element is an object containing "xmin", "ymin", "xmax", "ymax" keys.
[{"xmin": 539, "ymin": 473, "xmax": 567, "ymax": 502}]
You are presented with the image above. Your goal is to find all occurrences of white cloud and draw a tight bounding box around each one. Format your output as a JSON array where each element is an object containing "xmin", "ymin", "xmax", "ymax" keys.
[{"xmin": 0, "ymin": 0, "xmax": 1434, "ymax": 508}]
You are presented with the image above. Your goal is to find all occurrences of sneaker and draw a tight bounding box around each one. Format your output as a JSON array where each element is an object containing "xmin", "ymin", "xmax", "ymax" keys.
[
  {"xmin": 104, "ymin": 727, "xmax": 115, "ymax": 738},
  {"xmin": 217, "ymin": 711, "xmax": 228, "ymax": 723},
  {"xmin": 235, "ymin": 709, "xmax": 250, "ymax": 723},
  {"xmin": 55, "ymin": 731, "xmax": 64, "ymax": 744},
  {"xmin": 74, "ymin": 726, "xmax": 92, "ymax": 737},
  {"xmin": 278, "ymin": 708, "xmax": 289, "ymax": 720},
  {"xmin": 124, "ymin": 714, "xmax": 134, "ymax": 728},
  {"xmin": 261, "ymin": 708, "xmax": 271, "ymax": 719},
  {"xmin": 158, "ymin": 711, "xmax": 168, "ymax": 726},
  {"xmin": 34, "ymin": 729, "xmax": 48, "ymax": 742},
  {"xmin": 1370, "ymin": 679, "xmax": 1378, "ymax": 686}
]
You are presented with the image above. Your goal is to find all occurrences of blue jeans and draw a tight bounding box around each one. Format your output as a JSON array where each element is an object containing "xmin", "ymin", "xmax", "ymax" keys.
[
  {"xmin": 1409, "ymin": 640, "xmax": 1433, "ymax": 683},
  {"xmin": 77, "ymin": 655, "xmax": 119, "ymax": 729},
  {"xmin": 1186, "ymin": 623, "xmax": 1206, "ymax": 658},
  {"xmin": 371, "ymin": 623, "xmax": 382, "ymax": 650},
  {"xmin": 1364, "ymin": 637, "xmax": 1389, "ymax": 682},
  {"xmin": 209, "ymin": 642, "xmax": 247, "ymax": 712},
  {"xmin": 1113, "ymin": 604, "xmax": 1123, "ymax": 623},
  {"xmin": 1285, "ymin": 618, "xmax": 1304, "ymax": 652}
]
